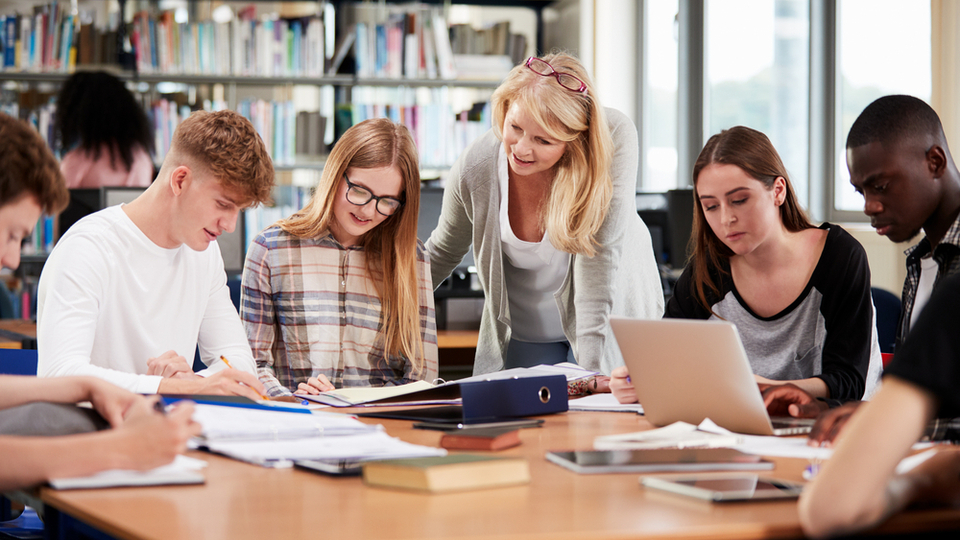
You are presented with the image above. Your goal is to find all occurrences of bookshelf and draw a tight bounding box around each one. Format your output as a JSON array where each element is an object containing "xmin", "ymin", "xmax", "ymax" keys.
[{"xmin": 0, "ymin": 0, "xmax": 542, "ymax": 323}]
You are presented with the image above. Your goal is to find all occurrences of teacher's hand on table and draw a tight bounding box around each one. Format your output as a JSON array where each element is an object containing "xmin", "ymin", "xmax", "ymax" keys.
[{"xmin": 610, "ymin": 366, "xmax": 638, "ymax": 404}]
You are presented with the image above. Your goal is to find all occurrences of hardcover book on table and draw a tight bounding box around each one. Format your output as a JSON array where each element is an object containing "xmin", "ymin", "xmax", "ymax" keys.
[{"xmin": 362, "ymin": 454, "xmax": 530, "ymax": 493}]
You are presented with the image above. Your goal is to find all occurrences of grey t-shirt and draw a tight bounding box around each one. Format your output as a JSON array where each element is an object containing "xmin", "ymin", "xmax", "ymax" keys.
[{"xmin": 665, "ymin": 223, "xmax": 879, "ymax": 401}]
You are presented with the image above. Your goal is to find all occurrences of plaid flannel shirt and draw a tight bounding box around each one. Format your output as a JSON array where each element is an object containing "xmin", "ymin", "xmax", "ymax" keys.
[
  {"xmin": 898, "ymin": 215, "xmax": 960, "ymax": 349},
  {"xmin": 241, "ymin": 226, "xmax": 439, "ymax": 396}
]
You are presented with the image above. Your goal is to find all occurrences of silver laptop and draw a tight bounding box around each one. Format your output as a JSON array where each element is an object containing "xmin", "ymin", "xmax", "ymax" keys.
[{"xmin": 610, "ymin": 317, "xmax": 813, "ymax": 436}]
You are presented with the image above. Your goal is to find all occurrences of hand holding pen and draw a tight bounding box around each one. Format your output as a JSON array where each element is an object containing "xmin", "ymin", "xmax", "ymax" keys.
[{"xmin": 218, "ymin": 355, "xmax": 270, "ymax": 401}]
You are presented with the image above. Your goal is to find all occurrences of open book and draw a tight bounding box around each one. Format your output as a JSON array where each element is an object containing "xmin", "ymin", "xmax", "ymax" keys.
[{"xmin": 297, "ymin": 364, "xmax": 598, "ymax": 407}]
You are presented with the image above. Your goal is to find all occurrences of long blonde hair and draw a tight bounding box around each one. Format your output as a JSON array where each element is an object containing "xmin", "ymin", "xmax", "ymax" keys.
[
  {"xmin": 278, "ymin": 118, "xmax": 424, "ymax": 374},
  {"xmin": 491, "ymin": 52, "xmax": 614, "ymax": 256}
]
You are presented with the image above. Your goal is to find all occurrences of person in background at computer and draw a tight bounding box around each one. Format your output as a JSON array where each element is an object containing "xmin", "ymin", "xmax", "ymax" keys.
[
  {"xmin": 241, "ymin": 118, "xmax": 438, "ymax": 395},
  {"xmin": 0, "ymin": 112, "xmax": 198, "ymax": 491},
  {"xmin": 37, "ymin": 111, "xmax": 273, "ymax": 398},
  {"xmin": 425, "ymin": 53, "xmax": 664, "ymax": 377},
  {"xmin": 799, "ymin": 95, "xmax": 960, "ymax": 446},
  {"xmin": 56, "ymin": 71, "xmax": 155, "ymax": 188},
  {"xmin": 799, "ymin": 271, "xmax": 960, "ymax": 539},
  {"xmin": 611, "ymin": 126, "xmax": 882, "ymax": 408}
]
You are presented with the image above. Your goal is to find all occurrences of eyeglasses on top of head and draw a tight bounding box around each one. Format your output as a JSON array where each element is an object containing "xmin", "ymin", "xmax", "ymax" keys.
[
  {"xmin": 343, "ymin": 174, "xmax": 404, "ymax": 217},
  {"xmin": 525, "ymin": 57, "xmax": 588, "ymax": 95}
]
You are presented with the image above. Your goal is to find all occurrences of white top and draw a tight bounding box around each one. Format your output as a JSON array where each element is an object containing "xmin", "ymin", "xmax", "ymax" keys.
[
  {"xmin": 910, "ymin": 254, "xmax": 939, "ymax": 331},
  {"xmin": 497, "ymin": 147, "xmax": 570, "ymax": 342},
  {"xmin": 36, "ymin": 205, "xmax": 256, "ymax": 394}
]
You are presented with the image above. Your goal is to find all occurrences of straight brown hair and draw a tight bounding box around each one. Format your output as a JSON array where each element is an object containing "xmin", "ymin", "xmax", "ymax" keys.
[{"xmin": 689, "ymin": 126, "xmax": 813, "ymax": 313}]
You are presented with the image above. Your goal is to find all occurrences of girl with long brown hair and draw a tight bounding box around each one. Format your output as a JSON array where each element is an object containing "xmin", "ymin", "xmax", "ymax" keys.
[
  {"xmin": 241, "ymin": 118, "xmax": 438, "ymax": 394},
  {"xmin": 612, "ymin": 126, "xmax": 881, "ymax": 411}
]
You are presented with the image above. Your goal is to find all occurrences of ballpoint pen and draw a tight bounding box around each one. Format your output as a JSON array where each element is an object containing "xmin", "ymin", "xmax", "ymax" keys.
[{"xmin": 221, "ymin": 355, "xmax": 270, "ymax": 401}]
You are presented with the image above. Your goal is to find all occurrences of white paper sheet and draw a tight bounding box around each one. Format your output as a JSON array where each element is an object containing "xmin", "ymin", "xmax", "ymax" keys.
[
  {"xmin": 593, "ymin": 420, "xmax": 742, "ymax": 450},
  {"xmin": 49, "ymin": 455, "xmax": 207, "ymax": 490},
  {"xmin": 192, "ymin": 404, "xmax": 378, "ymax": 441},
  {"xmin": 569, "ymin": 393, "xmax": 645, "ymax": 413},
  {"xmin": 205, "ymin": 431, "xmax": 446, "ymax": 467}
]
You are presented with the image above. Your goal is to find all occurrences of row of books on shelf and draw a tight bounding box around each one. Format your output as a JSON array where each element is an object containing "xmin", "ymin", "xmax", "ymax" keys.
[
  {"xmin": 243, "ymin": 185, "xmax": 314, "ymax": 246},
  {"xmin": 0, "ymin": 2, "xmax": 79, "ymax": 73},
  {"xmin": 1, "ymin": 2, "xmax": 527, "ymax": 82},
  {"xmin": 151, "ymin": 98, "xmax": 305, "ymax": 166},
  {"xmin": 336, "ymin": 87, "xmax": 492, "ymax": 169},
  {"xmin": 11, "ymin": 90, "xmax": 489, "ymax": 178},
  {"xmin": 131, "ymin": 7, "xmax": 326, "ymax": 78},
  {"xmin": 349, "ymin": 8, "xmax": 524, "ymax": 82},
  {"xmin": 22, "ymin": 215, "xmax": 55, "ymax": 256}
]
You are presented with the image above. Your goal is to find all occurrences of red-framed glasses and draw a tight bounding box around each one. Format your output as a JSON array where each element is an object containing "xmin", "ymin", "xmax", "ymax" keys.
[{"xmin": 525, "ymin": 57, "xmax": 588, "ymax": 95}]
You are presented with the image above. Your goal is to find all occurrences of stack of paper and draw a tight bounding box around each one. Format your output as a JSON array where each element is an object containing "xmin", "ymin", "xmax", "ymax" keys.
[
  {"xmin": 569, "ymin": 394, "xmax": 645, "ymax": 413},
  {"xmin": 189, "ymin": 404, "xmax": 445, "ymax": 467},
  {"xmin": 206, "ymin": 431, "xmax": 446, "ymax": 467},
  {"xmin": 594, "ymin": 421, "xmax": 742, "ymax": 450},
  {"xmin": 191, "ymin": 404, "xmax": 377, "ymax": 441}
]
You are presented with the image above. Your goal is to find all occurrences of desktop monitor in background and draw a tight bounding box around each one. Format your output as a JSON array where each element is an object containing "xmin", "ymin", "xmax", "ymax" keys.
[
  {"xmin": 636, "ymin": 192, "xmax": 668, "ymax": 266},
  {"xmin": 58, "ymin": 189, "xmax": 101, "ymax": 238},
  {"xmin": 636, "ymin": 190, "xmax": 694, "ymax": 270},
  {"xmin": 667, "ymin": 189, "xmax": 694, "ymax": 268},
  {"xmin": 58, "ymin": 187, "xmax": 246, "ymax": 274},
  {"xmin": 101, "ymin": 187, "xmax": 144, "ymax": 207}
]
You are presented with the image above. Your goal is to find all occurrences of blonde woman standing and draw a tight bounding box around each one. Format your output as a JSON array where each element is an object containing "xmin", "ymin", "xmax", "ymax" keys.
[
  {"xmin": 241, "ymin": 118, "xmax": 438, "ymax": 395},
  {"xmin": 426, "ymin": 53, "xmax": 664, "ymax": 376}
]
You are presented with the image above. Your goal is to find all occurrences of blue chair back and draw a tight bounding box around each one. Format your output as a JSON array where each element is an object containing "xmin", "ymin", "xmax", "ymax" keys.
[
  {"xmin": 871, "ymin": 287, "xmax": 901, "ymax": 354},
  {"xmin": 0, "ymin": 349, "xmax": 38, "ymax": 376},
  {"xmin": 227, "ymin": 277, "xmax": 242, "ymax": 313}
]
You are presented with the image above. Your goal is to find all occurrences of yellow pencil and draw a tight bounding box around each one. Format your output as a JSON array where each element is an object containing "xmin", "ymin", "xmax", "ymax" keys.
[{"xmin": 220, "ymin": 355, "xmax": 270, "ymax": 401}]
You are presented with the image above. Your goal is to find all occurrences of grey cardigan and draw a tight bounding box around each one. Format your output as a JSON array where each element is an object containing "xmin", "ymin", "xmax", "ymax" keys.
[{"xmin": 426, "ymin": 108, "xmax": 665, "ymax": 375}]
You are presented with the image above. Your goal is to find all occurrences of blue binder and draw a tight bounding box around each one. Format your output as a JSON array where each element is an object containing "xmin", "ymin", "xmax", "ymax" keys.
[{"xmin": 358, "ymin": 374, "xmax": 569, "ymax": 424}]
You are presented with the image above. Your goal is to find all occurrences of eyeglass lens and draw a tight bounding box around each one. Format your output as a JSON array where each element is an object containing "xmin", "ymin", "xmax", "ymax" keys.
[
  {"xmin": 346, "ymin": 183, "xmax": 401, "ymax": 216},
  {"xmin": 527, "ymin": 58, "xmax": 585, "ymax": 93}
]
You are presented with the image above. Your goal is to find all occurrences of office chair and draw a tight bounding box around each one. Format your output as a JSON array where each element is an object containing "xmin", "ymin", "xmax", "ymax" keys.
[
  {"xmin": 871, "ymin": 287, "xmax": 901, "ymax": 356},
  {"xmin": 0, "ymin": 348, "xmax": 42, "ymax": 540},
  {"xmin": 0, "ymin": 349, "xmax": 37, "ymax": 376}
]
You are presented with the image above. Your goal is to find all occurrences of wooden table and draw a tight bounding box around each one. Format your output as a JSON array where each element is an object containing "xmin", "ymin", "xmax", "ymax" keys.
[
  {"xmin": 39, "ymin": 410, "xmax": 960, "ymax": 540},
  {"xmin": 0, "ymin": 319, "xmax": 36, "ymax": 349}
]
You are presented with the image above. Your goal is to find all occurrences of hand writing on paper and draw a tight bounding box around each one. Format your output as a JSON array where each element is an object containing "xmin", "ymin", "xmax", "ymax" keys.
[
  {"xmin": 158, "ymin": 368, "xmax": 266, "ymax": 401},
  {"xmin": 110, "ymin": 397, "xmax": 201, "ymax": 471},
  {"xmin": 807, "ymin": 401, "xmax": 862, "ymax": 447},
  {"xmin": 760, "ymin": 383, "xmax": 827, "ymax": 418},
  {"xmin": 147, "ymin": 350, "xmax": 195, "ymax": 379},
  {"xmin": 297, "ymin": 375, "xmax": 335, "ymax": 395},
  {"xmin": 610, "ymin": 366, "xmax": 638, "ymax": 404}
]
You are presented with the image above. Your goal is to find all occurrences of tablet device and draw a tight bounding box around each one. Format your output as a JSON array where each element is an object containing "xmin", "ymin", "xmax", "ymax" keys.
[
  {"xmin": 412, "ymin": 419, "xmax": 544, "ymax": 431},
  {"xmin": 294, "ymin": 459, "xmax": 364, "ymax": 476},
  {"xmin": 640, "ymin": 475, "xmax": 804, "ymax": 502},
  {"xmin": 545, "ymin": 448, "xmax": 773, "ymax": 474}
]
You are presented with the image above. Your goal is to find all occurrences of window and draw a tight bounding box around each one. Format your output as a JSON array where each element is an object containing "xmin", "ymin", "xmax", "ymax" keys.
[
  {"xmin": 834, "ymin": 0, "xmax": 931, "ymax": 212},
  {"xmin": 638, "ymin": 0, "xmax": 933, "ymax": 223},
  {"xmin": 705, "ymin": 0, "xmax": 810, "ymax": 207},
  {"xmin": 642, "ymin": 0, "xmax": 680, "ymax": 192}
]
